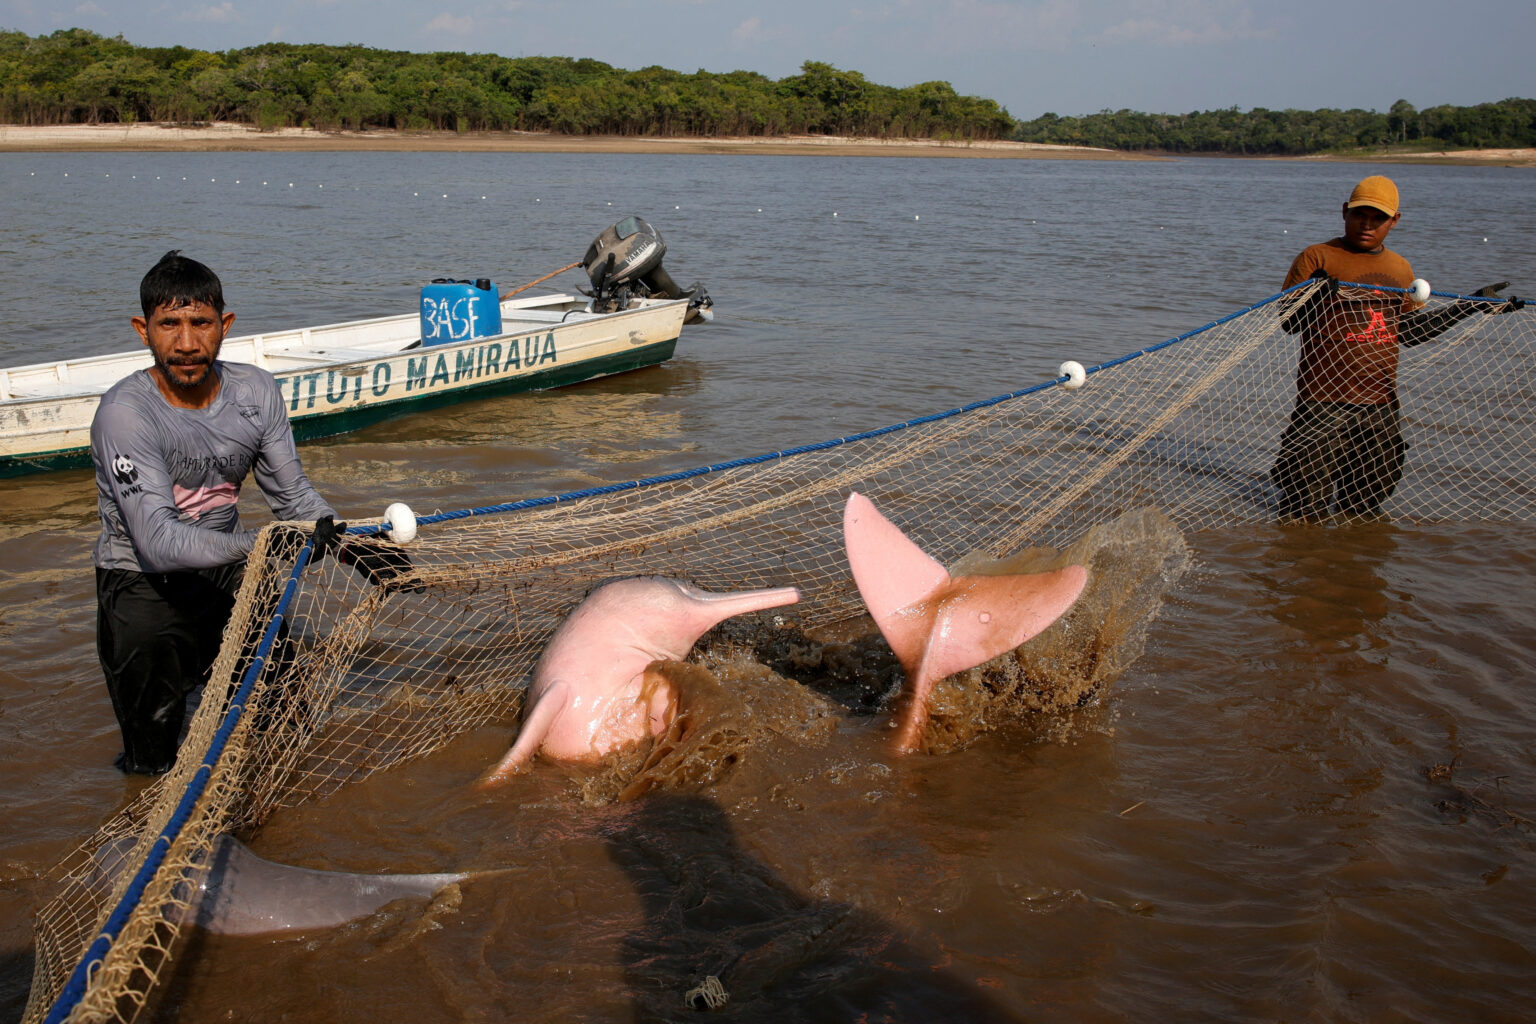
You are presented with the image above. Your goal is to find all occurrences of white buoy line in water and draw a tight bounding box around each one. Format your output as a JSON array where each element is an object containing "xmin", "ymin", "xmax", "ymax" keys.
[
  {"xmin": 11, "ymin": 171, "xmax": 1001, "ymax": 229},
  {"xmin": 9, "ymin": 169, "xmax": 1514, "ymax": 275},
  {"xmin": 15, "ymin": 168, "xmax": 1506, "ymax": 324}
]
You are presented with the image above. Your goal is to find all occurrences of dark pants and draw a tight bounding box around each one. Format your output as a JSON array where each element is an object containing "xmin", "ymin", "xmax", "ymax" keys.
[
  {"xmin": 1270, "ymin": 398, "xmax": 1406, "ymax": 521},
  {"xmin": 96, "ymin": 563, "xmax": 244, "ymax": 774}
]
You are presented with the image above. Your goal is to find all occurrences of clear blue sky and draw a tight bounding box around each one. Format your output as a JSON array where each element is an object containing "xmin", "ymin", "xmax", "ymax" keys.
[{"xmin": 2, "ymin": 0, "xmax": 1530, "ymax": 120}]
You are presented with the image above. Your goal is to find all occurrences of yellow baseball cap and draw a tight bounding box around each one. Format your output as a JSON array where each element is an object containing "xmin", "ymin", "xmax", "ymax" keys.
[{"xmin": 1346, "ymin": 175, "xmax": 1399, "ymax": 217}]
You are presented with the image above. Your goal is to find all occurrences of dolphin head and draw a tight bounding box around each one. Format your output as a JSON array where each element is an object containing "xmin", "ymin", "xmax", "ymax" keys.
[
  {"xmin": 563, "ymin": 577, "xmax": 801, "ymax": 661},
  {"xmin": 479, "ymin": 577, "xmax": 800, "ymax": 782}
]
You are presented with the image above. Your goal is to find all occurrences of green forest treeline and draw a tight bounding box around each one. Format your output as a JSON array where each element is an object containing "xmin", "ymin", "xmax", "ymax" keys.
[
  {"xmin": 0, "ymin": 28, "xmax": 1013, "ymax": 139},
  {"xmin": 3, "ymin": 28, "xmax": 1533, "ymax": 154},
  {"xmin": 1013, "ymin": 100, "xmax": 1536, "ymax": 154}
]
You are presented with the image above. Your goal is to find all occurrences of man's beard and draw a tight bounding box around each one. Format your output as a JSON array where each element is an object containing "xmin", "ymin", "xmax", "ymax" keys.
[{"xmin": 155, "ymin": 353, "xmax": 213, "ymax": 390}]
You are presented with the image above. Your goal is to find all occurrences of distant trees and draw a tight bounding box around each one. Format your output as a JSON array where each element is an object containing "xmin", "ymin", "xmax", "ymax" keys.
[
  {"xmin": 0, "ymin": 29, "xmax": 1013, "ymax": 140},
  {"xmin": 2, "ymin": 30, "xmax": 1530, "ymax": 154},
  {"xmin": 1011, "ymin": 99, "xmax": 1536, "ymax": 154}
]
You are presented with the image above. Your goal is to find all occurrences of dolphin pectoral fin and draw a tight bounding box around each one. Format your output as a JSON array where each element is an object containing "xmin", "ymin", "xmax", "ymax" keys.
[
  {"xmin": 843, "ymin": 492, "xmax": 950, "ymax": 666},
  {"xmin": 191, "ymin": 836, "xmax": 470, "ymax": 936},
  {"xmin": 479, "ymin": 683, "xmax": 568, "ymax": 786}
]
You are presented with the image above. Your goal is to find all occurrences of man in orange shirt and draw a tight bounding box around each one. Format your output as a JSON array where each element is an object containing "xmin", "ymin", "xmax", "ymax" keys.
[{"xmin": 1271, "ymin": 176, "xmax": 1520, "ymax": 521}]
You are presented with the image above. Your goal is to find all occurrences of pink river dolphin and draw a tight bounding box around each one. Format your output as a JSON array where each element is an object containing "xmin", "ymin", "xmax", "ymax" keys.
[
  {"xmin": 843, "ymin": 491, "xmax": 1088, "ymax": 752},
  {"xmin": 479, "ymin": 491, "xmax": 1086, "ymax": 780},
  {"xmin": 479, "ymin": 577, "xmax": 802, "ymax": 784}
]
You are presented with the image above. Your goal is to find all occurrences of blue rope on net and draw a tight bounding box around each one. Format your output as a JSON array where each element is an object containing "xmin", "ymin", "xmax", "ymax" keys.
[
  {"xmin": 44, "ymin": 548, "xmax": 314, "ymax": 1024},
  {"xmin": 352, "ymin": 286, "xmax": 1321, "ymax": 537}
]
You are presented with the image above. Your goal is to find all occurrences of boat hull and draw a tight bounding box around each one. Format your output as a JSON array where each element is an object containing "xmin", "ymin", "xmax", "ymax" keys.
[
  {"xmin": 0, "ymin": 297, "xmax": 687, "ymax": 477},
  {"xmin": 284, "ymin": 337, "xmax": 677, "ymax": 445}
]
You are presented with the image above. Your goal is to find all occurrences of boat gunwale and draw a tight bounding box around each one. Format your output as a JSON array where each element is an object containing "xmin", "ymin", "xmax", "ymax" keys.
[{"xmin": 0, "ymin": 294, "xmax": 687, "ymax": 406}]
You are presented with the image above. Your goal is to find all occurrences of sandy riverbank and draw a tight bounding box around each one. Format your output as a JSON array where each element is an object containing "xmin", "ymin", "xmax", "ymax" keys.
[
  {"xmin": 1290, "ymin": 147, "xmax": 1536, "ymax": 167},
  {"xmin": 1, "ymin": 123, "xmax": 1530, "ymax": 165},
  {"xmin": 0, "ymin": 122, "xmax": 1141, "ymax": 159}
]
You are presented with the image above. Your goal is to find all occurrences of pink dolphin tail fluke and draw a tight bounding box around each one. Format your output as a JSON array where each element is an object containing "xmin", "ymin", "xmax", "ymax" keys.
[
  {"xmin": 479, "ymin": 578, "xmax": 800, "ymax": 785},
  {"xmin": 843, "ymin": 492, "xmax": 1087, "ymax": 753}
]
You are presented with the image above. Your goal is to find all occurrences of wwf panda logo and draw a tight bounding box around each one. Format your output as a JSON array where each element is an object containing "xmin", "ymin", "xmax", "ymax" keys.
[{"xmin": 111, "ymin": 453, "xmax": 138, "ymax": 485}]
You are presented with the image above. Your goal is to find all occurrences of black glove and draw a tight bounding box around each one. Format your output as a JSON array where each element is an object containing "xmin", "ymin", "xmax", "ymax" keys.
[
  {"xmin": 1467, "ymin": 282, "xmax": 1525, "ymax": 314},
  {"xmin": 338, "ymin": 540, "xmax": 422, "ymax": 592},
  {"xmin": 1400, "ymin": 287, "xmax": 1496, "ymax": 347},
  {"xmin": 311, "ymin": 515, "xmax": 347, "ymax": 564}
]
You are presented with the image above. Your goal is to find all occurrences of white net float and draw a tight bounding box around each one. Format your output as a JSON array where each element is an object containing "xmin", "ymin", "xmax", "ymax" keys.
[{"xmin": 383, "ymin": 502, "xmax": 418, "ymax": 543}]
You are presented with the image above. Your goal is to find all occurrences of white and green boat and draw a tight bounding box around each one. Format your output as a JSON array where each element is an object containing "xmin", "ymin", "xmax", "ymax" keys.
[{"xmin": 0, "ymin": 216, "xmax": 710, "ymax": 477}]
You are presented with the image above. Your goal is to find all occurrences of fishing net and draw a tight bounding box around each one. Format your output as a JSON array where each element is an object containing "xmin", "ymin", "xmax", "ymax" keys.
[{"xmin": 25, "ymin": 281, "xmax": 1536, "ymax": 1022}]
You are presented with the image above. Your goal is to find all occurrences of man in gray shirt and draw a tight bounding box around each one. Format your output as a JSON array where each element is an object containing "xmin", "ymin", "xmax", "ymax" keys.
[{"xmin": 92, "ymin": 252, "xmax": 367, "ymax": 774}]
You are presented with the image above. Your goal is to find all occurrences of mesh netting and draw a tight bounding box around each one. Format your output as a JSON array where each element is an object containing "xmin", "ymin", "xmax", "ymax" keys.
[{"xmin": 25, "ymin": 281, "xmax": 1536, "ymax": 1022}]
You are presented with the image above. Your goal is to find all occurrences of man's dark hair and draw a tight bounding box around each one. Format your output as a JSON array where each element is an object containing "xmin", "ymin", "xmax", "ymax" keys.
[{"xmin": 139, "ymin": 250, "xmax": 225, "ymax": 317}]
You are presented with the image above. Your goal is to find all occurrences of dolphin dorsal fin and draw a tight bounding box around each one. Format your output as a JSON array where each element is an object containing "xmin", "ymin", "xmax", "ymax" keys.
[{"xmin": 843, "ymin": 492, "xmax": 950, "ymax": 668}]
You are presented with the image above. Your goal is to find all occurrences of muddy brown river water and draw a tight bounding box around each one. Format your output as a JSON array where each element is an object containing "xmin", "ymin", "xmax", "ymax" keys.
[{"xmin": 2, "ymin": 152, "xmax": 1532, "ymax": 1022}]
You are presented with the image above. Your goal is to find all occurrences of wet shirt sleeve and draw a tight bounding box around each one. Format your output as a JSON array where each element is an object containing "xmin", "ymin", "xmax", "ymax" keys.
[{"xmin": 250, "ymin": 370, "xmax": 337, "ymax": 523}]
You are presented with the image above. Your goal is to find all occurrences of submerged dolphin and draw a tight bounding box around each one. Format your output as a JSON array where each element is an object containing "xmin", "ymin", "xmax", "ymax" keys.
[
  {"xmin": 91, "ymin": 835, "xmax": 473, "ymax": 936},
  {"xmin": 843, "ymin": 492, "xmax": 1088, "ymax": 752},
  {"xmin": 191, "ymin": 835, "xmax": 470, "ymax": 935},
  {"xmin": 480, "ymin": 577, "xmax": 801, "ymax": 783}
]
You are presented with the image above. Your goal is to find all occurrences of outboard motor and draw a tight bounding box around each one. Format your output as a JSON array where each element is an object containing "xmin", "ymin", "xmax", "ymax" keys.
[{"xmin": 581, "ymin": 215, "xmax": 712, "ymax": 323}]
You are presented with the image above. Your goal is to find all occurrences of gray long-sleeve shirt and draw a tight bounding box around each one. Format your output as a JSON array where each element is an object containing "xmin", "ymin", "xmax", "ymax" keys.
[{"xmin": 91, "ymin": 361, "xmax": 336, "ymax": 573}]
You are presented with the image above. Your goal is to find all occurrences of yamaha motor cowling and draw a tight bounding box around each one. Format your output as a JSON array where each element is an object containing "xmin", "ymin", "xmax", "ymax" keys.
[{"xmin": 581, "ymin": 215, "xmax": 712, "ymax": 323}]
